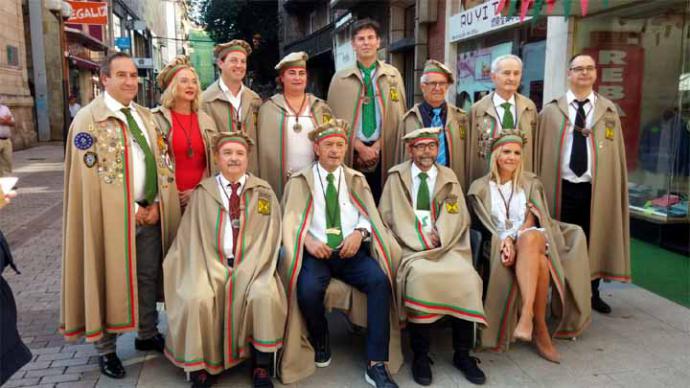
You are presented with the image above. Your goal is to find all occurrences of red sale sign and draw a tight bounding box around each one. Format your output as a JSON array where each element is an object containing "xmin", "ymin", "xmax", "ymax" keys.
[
  {"xmin": 66, "ymin": 1, "xmax": 108, "ymax": 25},
  {"xmin": 584, "ymin": 45, "xmax": 644, "ymax": 169}
]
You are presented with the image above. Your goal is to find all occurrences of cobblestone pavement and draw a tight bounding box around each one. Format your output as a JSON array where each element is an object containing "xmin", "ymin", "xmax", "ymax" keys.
[{"xmin": 1, "ymin": 143, "xmax": 689, "ymax": 388}]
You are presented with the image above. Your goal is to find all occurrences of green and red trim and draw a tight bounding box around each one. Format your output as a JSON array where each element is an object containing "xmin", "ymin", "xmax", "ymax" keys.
[
  {"xmin": 552, "ymin": 116, "xmax": 568, "ymax": 217},
  {"xmin": 287, "ymin": 199, "xmax": 313, "ymax": 298},
  {"xmin": 348, "ymin": 83, "xmax": 364, "ymax": 150},
  {"xmin": 414, "ymin": 218, "xmax": 432, "ymax": 250},
  {"xmin": 349, "ymin": 192, "xmax": 393, "ymax": 279},
  {"xmin": 279, "ymin": 111, "xmax": 287, "ymax": 186},
  {"xmin": 493, "ymin": 280, "xmax": 517, "ymax": 351},
  {"xmin": 404, "ymin": 295, "xmax": 487, "ymax": 324},
  {"xmin": 164, "ymin": 346, "xmax": 225, "ymax": 373},
  {"xmin": 118, "ymin": 121, "xmax": 136, "ymax": 330},
  {"xmin": 591, "ymin": 272, "xmax": 631, "ymax": 282}
]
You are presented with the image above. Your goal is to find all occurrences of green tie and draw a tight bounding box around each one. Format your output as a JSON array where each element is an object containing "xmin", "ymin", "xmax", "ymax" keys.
[
  {"xmin": 325, "ymin": 173, "xmax": 342, "ymax": 249},
  {"xmin": 121, "ymin": 107, "xmax": 158, "ymax": 205},
  {"xmin": 417, "ymin": 172, "xmax": 430, "ymax": 211},
  {"xmin": 358, "ymin": 62, "xmax": 377, "ymax": 138},
  {"xmin": 500, "ymin": 102, "xmax": 515, "ymax": 129}
]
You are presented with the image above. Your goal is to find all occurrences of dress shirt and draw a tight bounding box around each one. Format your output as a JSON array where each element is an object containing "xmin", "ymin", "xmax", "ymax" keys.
[
  {"xmin": 356, "ymin": 67, "xmax": 383, "ymax": 142},
  {"xmin": 562, "ymin": 90, "xmax": 596, "ymax": 183},
  {"xmin": 492, "ymin": 93, "xmax": 517, "ymax": 130},
  {"xmin": 219, "ymin": 79, "xmax": 244, "ymax": 120},
  {"xmin": 216, "ymin": 173, "xmax": 247, "ymax": 259},
  {"xmin": 285, "ymin": 102, "xmax": 315, "ymax": 175},
  {"xmin": 489, "ymin": 180, "xmax": 527, "ymax": 240},
  {"xmin": 411, "ymin": 163, "xmax": 438, "ymax": 234}
]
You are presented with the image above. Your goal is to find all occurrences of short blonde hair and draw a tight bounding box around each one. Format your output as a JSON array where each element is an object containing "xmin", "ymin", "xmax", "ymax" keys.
[
  {"xmin": 159, "ymin": 67, "xmax": 202, "ymax": 112},
  {"xmin": 489, "ymin": 142, "xmax": 524, "ymax": 188}
]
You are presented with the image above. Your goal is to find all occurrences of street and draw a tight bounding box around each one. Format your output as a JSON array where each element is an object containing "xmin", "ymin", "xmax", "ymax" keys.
[{"xmin": 1, "ymin": 143, "xmax": 689, "ymax": 388}]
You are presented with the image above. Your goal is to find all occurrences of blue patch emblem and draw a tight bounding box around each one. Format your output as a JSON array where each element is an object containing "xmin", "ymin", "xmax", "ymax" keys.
[{"xmin": 74, "ymin": 132, "xmax": 94, "ymax": 150}]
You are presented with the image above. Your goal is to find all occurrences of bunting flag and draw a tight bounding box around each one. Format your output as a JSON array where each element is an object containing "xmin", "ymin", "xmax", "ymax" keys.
[{"xmin": 496, "ymin": 0, "xmax": 607, "ymax": 20}]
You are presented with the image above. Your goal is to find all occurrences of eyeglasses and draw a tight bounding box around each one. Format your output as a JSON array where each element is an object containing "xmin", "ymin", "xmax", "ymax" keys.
[
  {"xmin": 423, "ymin": 81, "xmax": 449, "ymax": 89},
  {"xmin": 569, "ymin": 66, "xmax": 596, "ymax": 74},
  {"xmin": 411, "ymin": 142, "xmax": 438, "ymax": 151}
]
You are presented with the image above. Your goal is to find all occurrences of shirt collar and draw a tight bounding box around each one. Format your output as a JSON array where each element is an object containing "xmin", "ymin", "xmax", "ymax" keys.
[
  {"xmin": 566, "ymin": 90, "xmax": 596, "ymax": 106},
  {"xmin": 493, "ymin": 92, "xmax": 516, "ymax": 107},
  {"xmin": 218, "ymin": 173, "xmax": 247, "ymax": 192},
  {"xmin": 103, "ymin": 91, "xmax": 135, "ymax": 114},
  {"xmin": 219, "ymin": 78, "xmax": 244, "ymax": 98},
  {"xmin": 411, "ymin": 162, "xmax": 438, "ymax": 181},
  {"xmin": 315, "ymin": 162, "xmax": 342, "ymax": 184}
]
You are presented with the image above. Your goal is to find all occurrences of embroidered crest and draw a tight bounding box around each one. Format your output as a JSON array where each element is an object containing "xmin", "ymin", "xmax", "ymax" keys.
[
  {"xmin": 445, "ymin": 195, "xmax": 459, "ymax": 214},
  {"xmin": 83, "ymin": 151, "xmax": 98, "ymax": 168},
  {"xmin": 322, "ymin": 113, "xmax": 332, "ymax": 123},
  {"xmin": 258, "ymin": 197, "xmax": 271, "ymax": 215},
  {"xmin": 459, "ymin": 125, "xmax": 466, "ymax": 140},
  {"xmin": 605, "ymin": 127, "xmax": 615, "ymax": 140},
  {"xmin": 74, "ymin": 132, "xmax": 94, "ymax": 150},
  {"xmin": 389, "ymin": 87, "xmax": 400, "ymax": 102}
]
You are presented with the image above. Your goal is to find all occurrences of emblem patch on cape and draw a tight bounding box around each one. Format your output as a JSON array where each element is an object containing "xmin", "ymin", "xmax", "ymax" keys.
[
  {"xmin": 83, "ymin": 151, "xmax": 98, "ymax": 168},
  {"xmin": 445, "ymin": 195, "xmax": 459, "ymax": 214},
  {"xmin": 74, "ymin": 132, "xmax": 94, "ymax": 150},
  {"xmin": 605, "ymin": 127, "xmax": 615, "ymax": 140},
  {"xmin": 257, "ymin": 198, "xmax": 271, "ymax": 215},
  {"xmin": 389, "ymin": 87, "xmax": 400, "ymax": 102},
  {"xmin": 459, "ymin": 125, "xmax": 466, "ymax": 140},
  {"xmin": 322, "ymin": 113, "xmax": 332, "ymax": 123}
]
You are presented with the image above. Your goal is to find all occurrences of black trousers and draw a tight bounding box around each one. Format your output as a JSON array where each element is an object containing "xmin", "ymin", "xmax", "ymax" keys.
[
  {"xmin": 409, "ymin": 318, "xmax": 474, "ymax": 355},
  {"xmin": 559, "ymin": 180, "xmax": 600, "ymax": 297}
]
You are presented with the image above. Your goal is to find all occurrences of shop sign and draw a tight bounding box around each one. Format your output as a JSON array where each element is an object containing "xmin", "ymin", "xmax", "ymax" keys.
[
  {"xmin": 449, "ymin": 0, "xmax": 529, "ymax": 43},
  {"xmin": 114, "ymin": 37, "xmax": 131, "ymax": 50},
  {"xmin": 66, "ymin": 1, "xmax": 108, "ymax": 25},
  {"xmin": 584, "ymin": 45, "xmax": 644, "ymax": 169}
]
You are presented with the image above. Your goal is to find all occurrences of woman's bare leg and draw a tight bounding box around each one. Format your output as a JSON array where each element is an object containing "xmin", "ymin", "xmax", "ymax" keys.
[
  {"xmin": 533, "ymin": 255, "xmax": 561, "ymax": 363},
  {"xmin": 513, "ymin": 231, "xmax": 545, "ymax": 341}
]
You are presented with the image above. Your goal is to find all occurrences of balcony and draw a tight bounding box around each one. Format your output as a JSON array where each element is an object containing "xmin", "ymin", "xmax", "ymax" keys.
[{"xmin": 283, "ymin": 23, "xmax": 334, "ymax": 58}]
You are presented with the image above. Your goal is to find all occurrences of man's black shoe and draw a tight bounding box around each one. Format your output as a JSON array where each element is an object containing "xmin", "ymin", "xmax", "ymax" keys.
[
  {"xmin": 453, "ymin": 352, "xmax": 486, "ymax": 385},
  {"xmin": 592, "ymin": 295, "xmax": 612, "ymax": 314},
  {"xmin": 99, "ymin": 353, "xmax": 126, "ymax": 379},
  {"xmin": 313, "ymin": 335, "xmax": 331, "ymax": 368},
  {"xmin": 252, "ymin": 367, "xmax": 273, "ymax": 388},
  {"xmin": 135, "ymin": 333, "xmax": 165, "ymax": 353},
  {"xmin": 365, "ymin": 362, "xmax": 398, "ymax": 388},
  {"xmin": 411, "ymin": 354, "xmax": 433, "ymax": 386},
  {"xmin": 190, "ymin": 370, "xmax": 213, "ymax": 388}
]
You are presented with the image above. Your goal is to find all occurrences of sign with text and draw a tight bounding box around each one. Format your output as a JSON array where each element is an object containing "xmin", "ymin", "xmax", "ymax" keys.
[
  {"xmin": 114, "ymin": 37, "xmax": 131, "ymax": 50},
  {"xmin": 449, "ymin": 0, "xmax": 529, "ymax": 43},
  {"xmin": 584, "ymin": 45, "xmax": 644, "ymax": 169},
  {"xmin": 66, "ymin": 1, "xmax": 108, "ymax": 25}
]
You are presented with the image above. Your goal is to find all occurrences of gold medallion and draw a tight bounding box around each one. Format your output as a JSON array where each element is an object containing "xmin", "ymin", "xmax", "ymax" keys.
[{"xmin": 293, "ymin": 122, "xmax": 302, "ymax": 132}]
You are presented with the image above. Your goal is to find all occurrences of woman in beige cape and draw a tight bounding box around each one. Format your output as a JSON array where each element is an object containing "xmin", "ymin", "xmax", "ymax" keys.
[
  {"xmin": 278, "ymin": 161, "xmax": 402, "ymax": 384},
  {"xmin": 163, "ymin": 132, "xmax": 286, "ymax": 387},
  {"xmin": 152, "ymin": 55, "xmax": 218, "ymax": 211},
  {"xmin": 467, "ymin": 131, "xmax": 591, "ymax": 362},
  {"xmin": 256, "ymin": 52, "xmax": 334, "ymax": 200}
]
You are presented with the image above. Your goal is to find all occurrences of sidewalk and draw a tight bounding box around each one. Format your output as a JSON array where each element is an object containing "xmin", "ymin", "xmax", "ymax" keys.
[{"xmin": 1, "ymin": 143, "xmax": 688, "ymax": 388}]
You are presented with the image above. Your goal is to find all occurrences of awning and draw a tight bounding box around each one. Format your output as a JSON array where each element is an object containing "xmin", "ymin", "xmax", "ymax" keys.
[
  {"xmin": 65, "ymin": 27, "xmax": 108, "ymax": 52},
  {"xmin": 68, "ymin": 55, "xmax": 100, "ymax": 71}
]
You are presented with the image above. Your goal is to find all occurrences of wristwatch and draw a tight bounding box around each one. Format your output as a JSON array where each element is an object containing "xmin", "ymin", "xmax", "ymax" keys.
[{"xmin": 355, "ymin": 227, "xmax": 370, "ymax": 241}]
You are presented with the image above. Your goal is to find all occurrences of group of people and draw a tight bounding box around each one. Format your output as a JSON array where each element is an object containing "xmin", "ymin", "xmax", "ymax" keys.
[{"xmin": 60, "ymin": 18, "xmax": 630, "ymax": 388}]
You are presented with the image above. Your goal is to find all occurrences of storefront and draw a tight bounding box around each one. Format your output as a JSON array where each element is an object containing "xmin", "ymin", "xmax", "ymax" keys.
[
  {"xmin": 65, "ymin": 26, "xmax": 107, "ymax": 106},
  {"xmin": 569, "ymin": 0, "xmax": 690, "ymax": 305},
  {"xmin": 448, "ymin": 0, "xmax": 547, "ymax": 111}
]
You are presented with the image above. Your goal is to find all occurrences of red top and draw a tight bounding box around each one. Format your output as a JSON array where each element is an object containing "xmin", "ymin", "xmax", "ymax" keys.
[{"xmin": 170, "ymin": 111, "xmax": 207, "ymax": 192}]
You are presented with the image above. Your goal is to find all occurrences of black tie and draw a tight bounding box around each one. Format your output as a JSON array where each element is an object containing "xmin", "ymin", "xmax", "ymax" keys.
[{"xmin": 569, "ymin": 99, "xmax": 589, "ymax": 177}]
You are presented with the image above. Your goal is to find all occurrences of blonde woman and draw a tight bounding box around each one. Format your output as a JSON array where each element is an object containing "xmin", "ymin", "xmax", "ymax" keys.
[
  {"xmin": 153, "ymin": 56, "xmax": 218, "ymax": 210},
  {"xmin": 467, "ymin": 130, "xmax": 591, "ymax": 363}
]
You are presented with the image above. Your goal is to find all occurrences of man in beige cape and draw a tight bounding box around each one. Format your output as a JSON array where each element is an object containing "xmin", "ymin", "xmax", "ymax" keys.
[
  {"xmin": 380, "ymin": 127, "xmax": 487, "ymax": 386},
  {"xmin": 163, "ymin": 132, "xmax": 286, "ymax": 388},
  {"xmin": 397, "ymin": 60, "xmax": 472, "ymax": 189},
  {"xmin": 535, "ymin": 53, "xmax": 630, "ymax": 314},
  {"xmin": 256, "ymin": 52, "xmax": 333, "ymax": 199},
  {"xmin": 201, "ymin": 40, "xmax": 262, "ymax": 173},
  {"xmin": 469, "ymin": 54, "xmax": 538, "ymax": 183},
  {"xmin": 327, "ymin": 18, "xmax": 407, "ymax": 201},
  {"xmin": 61, "ymin": 52, "xmax": 181, "ymax": 379},
  {"xmin": 279, "ymin": 120, "xmax": 402, "ymax": 387}
]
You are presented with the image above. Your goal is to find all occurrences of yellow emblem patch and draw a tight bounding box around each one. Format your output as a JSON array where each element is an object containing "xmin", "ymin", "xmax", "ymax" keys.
[
  {"xmin": 605, "ymin": 127, "xmax": 615, "ymax": 140},
  {"xmin": 459, "ymin": 126, "xmax": 466, "ymax": 140},
  {"xmin": 389, "ymin": 87, "xmax": 400, "ymax": 102},
  {"xmin": 258, "ymin": 198, "xmax": 271, "ymax": 215},
  {"xmin": 322, "ymin": 113, "xmax": 332, "ymax": 123},
  {"xmin": 446, "ymin": 201, "xmax": 459, "ymax": 214}
]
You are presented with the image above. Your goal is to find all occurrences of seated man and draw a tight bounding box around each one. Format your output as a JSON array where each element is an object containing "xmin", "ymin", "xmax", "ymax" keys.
[
  {"xmin": 279, "ymin": 119, "xmax": 402, "ymax": 388},
  {"xmin": 163, "ymin": 132, "xmax": 287, "ymax": 388},
  {"xmin": 379, "ymin": 128, "xmax": 488, "ymax": 386}
]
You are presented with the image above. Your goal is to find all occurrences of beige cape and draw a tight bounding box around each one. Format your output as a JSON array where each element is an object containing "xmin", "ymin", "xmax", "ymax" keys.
[
  {"xmin": 200, "ymin": 80, "xmax": 262, "ymax": 173},
  {"xmin": 535, "ymin": 94, "xmax": 630, "ymax": 282},
  {"xmin": 163, "ymin": 175, "xmax": 286, "ymax": 373},
  {"xmin": 278, "ymin": 164, "xmax": 402, "ymax": 384},
  {"xmin": 467, "ymin": 173, "xmax": 592, "ymax": 351},
  {"xmin": 396, "ymin": 103, "xmax": 472, "ymax": 189},
  {"xmin": 61, "ymin": 95, "xmax": 181, "ymax": 342},
  {"xmin": 255, "ymin": 93, "xmax": 333, "ymax": 198},
  {"xmin": 379, "ymin": 161, "xmax": 486, "ymax": 326},
  {"xmin": 327, "ymin": 60, "xmax": 407, "ymax": 184},
  {"xmin": 468, "ymin": 92, "xmax": 538, "ymax": 183}
]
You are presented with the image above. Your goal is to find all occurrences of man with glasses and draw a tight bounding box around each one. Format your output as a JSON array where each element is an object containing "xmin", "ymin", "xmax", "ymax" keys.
[
  {"xmin": 201, "ymin": 40, "xmax": 263, "ymax": 173},
  {"xmin": 397, "ymin": 60, "xmax": 472, "ymax": 189},
  {"xmin": 535, "ymin": 53, "xmax": 630, "ymax": 314},
  {"xmin": 468, "ymin": 54, "xmax": 538, "ymax": 183}
]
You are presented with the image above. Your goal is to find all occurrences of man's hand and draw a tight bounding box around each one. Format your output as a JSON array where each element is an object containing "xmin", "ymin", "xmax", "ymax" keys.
[
  {"xmin": 143, "ymin": 203, "xmax": 160, "ymax": 225},
  {"xmin": 500, "ymin": 237, "xmax": 516, "ymax": 267},
  {"xmin": 355, "ymin": 139, "xmax": 379, "ymax": 165},
  {"xmin": 0, "ymin": 190, "xmax": 17, "ymax": 209},
  {"xmin": 178, "ymin": 189, "xmax": 193, "ymax": 208},
  {"xmin": 339, "ymin": 231, "xmax": 363, "ymax": 258},
  {"xmin": 305, "ymin": 233, "xmax": 332, "ymax": 259},
  {"xmin": 135, "ymin": 206, "xmax": 149, "ymax": 225}
]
